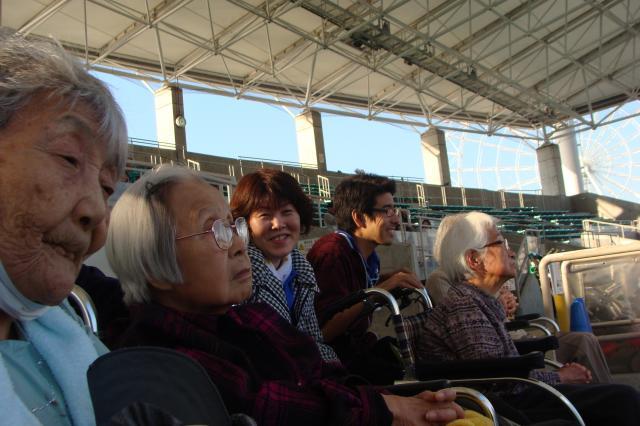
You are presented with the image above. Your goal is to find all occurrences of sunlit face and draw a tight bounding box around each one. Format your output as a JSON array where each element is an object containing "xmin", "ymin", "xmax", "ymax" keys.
[
  {"xmin": 0, "ymin": 94, "xmax": 117, "ymax": 305},
  {"xmin": 478, "ymin": 226, "xmax": 516, "ymax": 284},
  {"xmin": 164, "ymin": 179, "xmax": 252, "ymax": 314},
  {"xmin": 248, "ymin": 203, "xmax": 300, "ymax": 266},
  {"xmin": 360, "ymin": 192, "xmax": 400, "ymax": 246}
]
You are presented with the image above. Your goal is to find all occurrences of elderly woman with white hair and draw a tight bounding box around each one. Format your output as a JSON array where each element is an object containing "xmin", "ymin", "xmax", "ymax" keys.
[
  {"xmin": 425, "ymin": 215, "xmax": 614, "ymax": 385},
  {"xmin": 0, "ymin": 30, "xmax": 127, "ymax": 425},
  {"xmin": 416, "ymin": 211, "xmax": 640, "ymax": 425},
  {"xmin": 106, "ymin": 165, "xmax": 466, "ymax": 426}
]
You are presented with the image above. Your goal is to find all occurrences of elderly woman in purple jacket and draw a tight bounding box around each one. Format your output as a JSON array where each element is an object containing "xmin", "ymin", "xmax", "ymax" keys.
[{"xmin": 416, "ymin": 211, "xmax": 640, "ymax": 425}]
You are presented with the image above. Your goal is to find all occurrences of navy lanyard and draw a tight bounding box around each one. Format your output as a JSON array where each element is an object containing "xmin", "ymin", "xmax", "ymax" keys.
[{"xmin": 335, "ymin": 230, "xmax": 380, "ymax": 288}]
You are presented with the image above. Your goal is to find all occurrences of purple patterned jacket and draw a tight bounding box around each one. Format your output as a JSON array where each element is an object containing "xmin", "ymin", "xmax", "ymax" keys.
[{"xmin": 415, "ymin": 281, "xmax": 560, "ymax": 385}]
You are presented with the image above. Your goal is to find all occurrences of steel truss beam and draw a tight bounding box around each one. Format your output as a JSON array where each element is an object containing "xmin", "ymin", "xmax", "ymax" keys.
[{"xmin": 10, "ymin": 0, "xmax": 640, "ymax": 139}]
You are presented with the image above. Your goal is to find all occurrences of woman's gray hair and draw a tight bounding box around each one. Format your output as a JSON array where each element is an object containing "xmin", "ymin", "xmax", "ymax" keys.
[
  {"xmin": 0, "ymin": 29, "xmax": 127, "ymax": 175},
  {"xmin": 107, "ymin": 166, "xmax": 201, "ymax": 305},
  {"xmin": 434, "ymin": 211, "xmax": 498, "ymax": 282}
]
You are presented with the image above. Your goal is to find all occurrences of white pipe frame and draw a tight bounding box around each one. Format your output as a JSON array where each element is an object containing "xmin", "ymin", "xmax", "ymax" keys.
[{"xmin": 538, "ymin": 243, "xmax": 640, "ymax": 323}]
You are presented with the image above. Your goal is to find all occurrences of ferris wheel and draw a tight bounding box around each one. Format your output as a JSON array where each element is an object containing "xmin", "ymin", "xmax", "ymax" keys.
[
  {"xmin": 578, "ymin": 102, "xmax": 640, "ymax": 203},
  {"xmin": 446, "ymin": 127, "xmax": 541, "ymax": 194},
  {"xmin": 444, "ymin": 101, "xmax": 640, "ymax": 204}
]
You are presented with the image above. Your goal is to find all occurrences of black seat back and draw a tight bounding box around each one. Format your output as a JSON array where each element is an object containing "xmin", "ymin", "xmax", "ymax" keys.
[{"xmin": 88, "ymin": 347, "xmax": 232, "ymax": 426}]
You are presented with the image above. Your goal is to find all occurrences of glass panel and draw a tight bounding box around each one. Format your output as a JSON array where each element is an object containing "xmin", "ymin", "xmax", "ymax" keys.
[{"xmin": 565, "ymin": 255, "xmax": 640, "ymax": 323}]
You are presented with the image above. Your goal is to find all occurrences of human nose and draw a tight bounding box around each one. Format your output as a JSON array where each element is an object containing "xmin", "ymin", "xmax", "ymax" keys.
[
  {"xmin": 389, "ymin": 210, "xmax": 401, "ymax": 225},
  {"xmin": 73, "ymin": 176, "xmax": 107, "ymax": 233},
  {"xmin": 271, "ymin": 214, "xmax": 285, "ymax": 229},
  {"xmin": 228, "ymin": 225, "xmax": 247, "ymax": 258},
  {"xmin": 86, "ymin": 214, "xmax": 108, "ymax": 257}
]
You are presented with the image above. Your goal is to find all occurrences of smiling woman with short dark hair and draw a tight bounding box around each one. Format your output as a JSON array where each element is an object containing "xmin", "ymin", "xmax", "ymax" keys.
[{"xmin": 230, "ymin": 169, "xmax": 339, "ymax": 363}]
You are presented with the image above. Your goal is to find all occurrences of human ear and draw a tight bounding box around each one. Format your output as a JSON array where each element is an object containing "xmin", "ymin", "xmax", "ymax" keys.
[
  {"xmin": 148, "ymin": 277, "xmax": 174, "ymax": 291},
  {"xmin": 351, "ymin": 210, "xmax": 366, "ymax": 228},
  {"xmin": 465, "ymin": 249, "xmax": 483, "ymax": 272}
]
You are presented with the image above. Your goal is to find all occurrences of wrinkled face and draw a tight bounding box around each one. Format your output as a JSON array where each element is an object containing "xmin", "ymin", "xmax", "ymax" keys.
[
  {"xmin": 167, "ymin": 179, "xmax": 252, "ymax": 314},
  {"xmin": 0, "ymin": 95, "xmax": 117, "ymax": 305},
  {"xmin": 479, "ymin": 226, "xmax": 516, "ymax": 282},
  {"xmin": 360, "ymin": 192, "xmax": 400, "ymax": 246},
  {"xmin": 248, "ymin": 203, "xmax": 300, "ymax": 266}
]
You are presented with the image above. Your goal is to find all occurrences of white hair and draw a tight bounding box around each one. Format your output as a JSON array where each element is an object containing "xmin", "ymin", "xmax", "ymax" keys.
[
  {"xmin": 0, "ymin": 29, "xmax": 127, "ymax": 175},
  {"xmin": 434, "ymin": 211, "xmax": 498, "ymax": 282},
  {"xmin": 106, "ymin": 166, "xmax": 201, "ymax": 305}
]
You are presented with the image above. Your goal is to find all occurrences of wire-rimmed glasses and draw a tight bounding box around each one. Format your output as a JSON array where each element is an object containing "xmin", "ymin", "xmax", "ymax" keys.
[
  {"xmin": 176, "ymin": 217, "xmax": 249, "ymax": 250},
  {"xmin": 481, "ymin": 238, "xmax": 510, "ymax": 251}
]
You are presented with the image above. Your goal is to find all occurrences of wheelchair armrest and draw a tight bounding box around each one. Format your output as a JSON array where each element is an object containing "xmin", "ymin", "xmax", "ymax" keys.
[
  {"xmin": 530, "ymin": 316, "xmax": 560, "ymax": 334},
  {"xmin": 318, "ymin": 289, "xmax": 366, "ymax": 326},
  {"xmin": 505, "ymin": 313, "xmax": 545, "ymax": 331},
  {"xmin": 416, "ymin": 352, "xmax": 545, "ymax": 380},
  {"xmin": 514, "ymin": 335, "xmax": 559, "ymax": 355},
  {"xmin": 390, "ymin": 287, "xmax": 433, "ymax": 310},
  {"xmin": 504, "ymin": 319, "xmax": 531, "ymax": 331},
  {"xmin": 514, "ymin": 313, "xmax": 541, "ymax": 322},
  {"xmin": 385, "ymin": 379, "xmax": 451, "ymax": 396},
  {"xmin": 68, "ymin": 285, "xmax": 99, "ymax": 334},
  {"xmin": 319, "ymin": 288, "xmax": 402, "ymax": 328}
]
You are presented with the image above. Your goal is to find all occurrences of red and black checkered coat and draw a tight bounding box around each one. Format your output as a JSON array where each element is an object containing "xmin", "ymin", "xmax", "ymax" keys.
[{"xmin": 117, "ymin": 302, "xmax": 392, "ymax": 426}]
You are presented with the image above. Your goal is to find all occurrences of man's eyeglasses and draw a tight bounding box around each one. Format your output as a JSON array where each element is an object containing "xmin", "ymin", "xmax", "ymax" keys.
[
  {"xmin": 176, "ymin": 217, "xmax": 249, "ymax": 250},
  {"xmin": 481, "ymin": 238, "xmax": 510, "ymax": 251},
  {"xmin": 371, "ymin": 207, "xmax": 401, "ymax": 217}
]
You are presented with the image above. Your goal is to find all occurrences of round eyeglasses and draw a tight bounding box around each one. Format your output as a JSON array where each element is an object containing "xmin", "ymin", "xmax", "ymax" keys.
[{"xmin": 176, "ymin": 217, "xmax": 249, "ymax": 250}]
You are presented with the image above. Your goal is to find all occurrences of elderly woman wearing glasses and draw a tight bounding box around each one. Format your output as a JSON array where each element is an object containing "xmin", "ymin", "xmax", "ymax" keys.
[
  {"xmin": 230, "ymin": 169, "xmax": 339, "ymax": 363},
  {"xmin": 0, "ymin": 30, "xmax": 127, "ymax": 425},
  {"xmin": 416, "ymin": 211, "xmax": 640, "ymax": 425},
  {"xmin": 107, "ymin": 165, "xmax": 465, "ymax": 426}
]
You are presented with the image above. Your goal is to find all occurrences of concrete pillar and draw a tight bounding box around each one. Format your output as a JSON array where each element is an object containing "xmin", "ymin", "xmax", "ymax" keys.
[
  {"xmin": 536, "ymin": 142, "xmax": 565, "ymax": 196},
  {"xmin": 420, "ymin": 127, "xmax": 451, "ymax": 186},
  {"xmin": 557, "ymin": 124, "xmax": 585, "ymax": 196},
  {"xmin": 154, "ymin": 84, "xmax": 187, "ymax": 163},
  {"xmin": 295, "ymin": 110, "xmax": 327, "ymax": 172}
]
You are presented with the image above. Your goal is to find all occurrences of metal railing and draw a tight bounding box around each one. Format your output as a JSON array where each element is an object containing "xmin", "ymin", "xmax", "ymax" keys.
[
  {"xmin": 238, "ymin": 156, "xmax": 318, "ymax": 174},
  {"xmin": 582, "ymin": 219, "xmax": 640, "ymax": 241}
]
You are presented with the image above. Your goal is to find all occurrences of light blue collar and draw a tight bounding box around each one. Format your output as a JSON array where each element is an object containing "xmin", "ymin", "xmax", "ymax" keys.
[{"xmin": 0, "ymin": 260, "xmax": 50, "ymax": 321}]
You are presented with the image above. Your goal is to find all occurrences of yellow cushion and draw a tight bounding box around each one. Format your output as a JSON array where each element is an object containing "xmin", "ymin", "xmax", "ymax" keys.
[{"xmin": 447, "ymin": 409, "xmax": 493, "ymax": 426}]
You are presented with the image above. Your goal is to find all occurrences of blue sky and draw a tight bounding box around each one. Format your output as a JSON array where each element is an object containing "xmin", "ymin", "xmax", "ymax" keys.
[
  {"xmin": 98, "ymin": 72, "xmax": 425, "ymax": 180},
  {"xmin": 98, "ymin": 71, "xmax": 640, "ymax": 203}
]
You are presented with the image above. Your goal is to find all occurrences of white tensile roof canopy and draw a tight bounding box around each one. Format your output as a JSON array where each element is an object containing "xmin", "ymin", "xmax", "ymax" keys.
[{"xmin": 4, "ymin": 0, "xmax": 640, "ymax": 139}]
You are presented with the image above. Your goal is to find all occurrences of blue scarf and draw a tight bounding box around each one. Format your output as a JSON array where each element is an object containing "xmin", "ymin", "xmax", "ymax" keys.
[
  {"xmin": 0, "ymin": 261, "xmax": 49, "ymax": 320},
  {"xmin": 0, "ymin": 261, "xmax": 100, "ymax": 425}
]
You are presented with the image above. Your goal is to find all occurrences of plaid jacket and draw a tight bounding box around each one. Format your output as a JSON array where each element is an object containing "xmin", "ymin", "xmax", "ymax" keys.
[
  {"xmin": 415, "ymin": 281, "xmax": 560, "ymax": 385},
  {"xmin": 117, "ymin": 302, "xmax": 392, "ymax": 426},
  {"xmin": 247, "ymin": 245, "xmax": 339, "ymax": 362}
]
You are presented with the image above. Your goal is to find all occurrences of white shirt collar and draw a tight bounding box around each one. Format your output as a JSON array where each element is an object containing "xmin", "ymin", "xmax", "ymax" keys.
[{"xmin": 266, "ymin": 254, "xmax": 293, "ymax": 283}]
